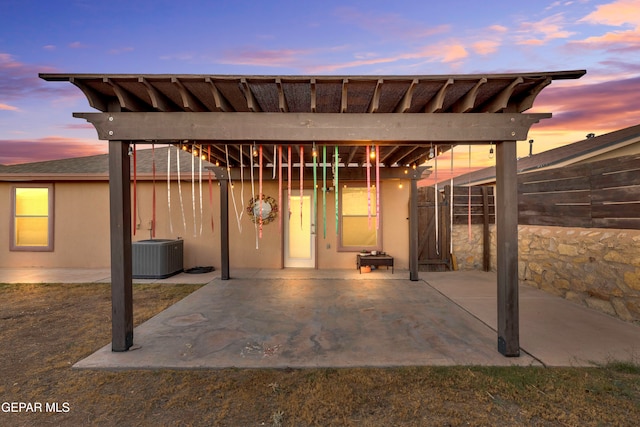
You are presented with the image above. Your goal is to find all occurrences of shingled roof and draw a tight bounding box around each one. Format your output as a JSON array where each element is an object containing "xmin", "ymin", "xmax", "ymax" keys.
[
  {"xmin": 0, "ymin": 146, "xmax": 214, "ymax": 181},
  {"xmin": 451, "ymin": 123, "xmax": 640, "ymax": 186}
]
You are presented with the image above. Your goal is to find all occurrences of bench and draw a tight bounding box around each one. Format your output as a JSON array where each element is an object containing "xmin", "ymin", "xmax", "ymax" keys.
[{"xmin": 357, "ymin": 254, "xmax": 394, "ymax": 273}]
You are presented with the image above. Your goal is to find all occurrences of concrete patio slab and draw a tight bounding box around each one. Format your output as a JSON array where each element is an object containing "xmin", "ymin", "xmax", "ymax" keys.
[
  {"xmin": 426, "ymin": 271, "xmax": 640, "ymax": 367},
  {"xmin": 75, "ymin": 269, "xmax": 543, "ymax": 369},
  {"xmin": 5, "ymin": 267, "xmax": 639, "ymax": 368}
]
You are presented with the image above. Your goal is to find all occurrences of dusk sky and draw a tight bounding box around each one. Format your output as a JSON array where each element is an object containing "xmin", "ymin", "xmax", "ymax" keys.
[{"xmin": 1, "ymin": 0, "xmax": 639, "ymax": 176}]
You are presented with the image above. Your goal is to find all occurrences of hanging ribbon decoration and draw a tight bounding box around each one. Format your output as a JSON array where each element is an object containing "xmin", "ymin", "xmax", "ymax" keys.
[
  {"xmin": 191, "ymin": 145, "xmax": 197, "ymax": 237},
  {"xmin": 450, "ymin": 145, "xmax": 454, "ymax": 255},
  {"xmin": 313, "ymin": 144, "xmax": 317, "ymax": 236},
  {"xmin": 199, "ymin": 145, "xmax": 203, "ymax": 236},
  {"xmin": 239, "ymin": 145, "xmax": 245, "ymax": 225},
  {"xmin": 273, "ymin": 145, "xmax": 277, "ymax": 179},
  {"xmin": 376, "ymin": 145, "xmax": 380, "ymax": 230},
  {"xmin": 287, "ymin": 145, "xmax": 292, "ymax": 220},
  {"xmin": 259, "ymin": 144, "xmax": 263, "ymax": 239},
  {"xmin": 322, "ymin": 145, "xmax": 327, "ymax": 239},
  {"xmin": 334, "ymin": 146, "xmax": 339, "ymax": 234},
  {"xmin": 226, "ymin": 145, "xmax": 242, "ymax": 233},
  {"xmin": 366, "ymin": 145, "xmax": 372, "ymax": 229},
  {"xmin": 299, "ymin": 145, "xmax": 304, "ymax": 229},
  {"xmin": 208, "ymin": 146, "xmax": 214, "ymax": 232},
  {"xmin": 177, "ymin": 145, "xmax": 187, "ymax": 233},
  {"xmin": 152, "ymin": 143, "xmax": 156, "ymax": 238},
  {"xmin": 468, "ymin": 145, "xmax": 472, "ymax": 241},
  {"xmin": 435, "ymin": 147, "xmax": 439, "ymax": 255},
  {"xmin": 278, "ymin": 145, "xmax": 283, "ymax": 234},
  {"xmin": 167, "ymin": 145, "xmax": 173, "ymax": 234},
  {"xmin": 133, "ymin": 144, "xmax": 137, "ymax": 236},
  {"xmin": 250, "ymin": 147, "xmax": 258, "ymax": 249}
]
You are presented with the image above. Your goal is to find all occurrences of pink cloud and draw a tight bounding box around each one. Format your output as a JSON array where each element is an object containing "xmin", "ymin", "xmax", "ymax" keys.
[
  {"xmin": 306, "ymin": 42, "xmax": 468, "ymax": 74},
  {"xmin": 69, "ymin": 41, "xmax": 88, "ymax": 49},
  {"xmin": 472, "ymin": 40, "xmax": 500, "ymax": 55},
  {"xmin": 220, "ymin": 47, "xmax": 314, "ymax": 68},
  {"xmin": 0, "ymin": 137, "xmax": 106, "ymax": 165},
  {"xmin": 531, "ymin": 75, "xmax": 640, "ymax": 135},
  {"xmin": 516, "ymin": 14, "xmax": 575, "ymax": 45},
  {"xmin": 334, "ymin": 7, "xmax": 450, "ymax": 41},
  {"xmin": 568, "ymin": 29, "xmax": 640, "ymax": 53},
  {"xmin": 0, "ymin": 52, "xmax": 68, "ymax": 102},
  {"xmin": 0, "ymin": 103, "xmax": 19, "ymax": 111},
  {"xmin": 579, "ymin": 0, "xmax": 640, "ymax": 26}
]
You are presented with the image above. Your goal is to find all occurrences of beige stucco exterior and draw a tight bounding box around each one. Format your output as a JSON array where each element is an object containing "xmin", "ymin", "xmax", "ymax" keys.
[{"xmin": 1, "ymin": 177, "xmax": 412, "ymax": 271}]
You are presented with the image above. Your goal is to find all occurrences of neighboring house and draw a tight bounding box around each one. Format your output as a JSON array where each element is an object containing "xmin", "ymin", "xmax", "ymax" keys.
[
  {"xmin": 0, "ymin": 146, "xmax": 414, "ymax": 271},
  {"xmin": 451, "ymin": 123, "xmax": 640, "ymax": 186}
]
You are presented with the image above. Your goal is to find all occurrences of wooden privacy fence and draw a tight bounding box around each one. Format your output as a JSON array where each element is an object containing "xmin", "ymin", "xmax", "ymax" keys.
[
  {"xmin": 518, "ymin": 154, "xmax": 640, "ymax": 229},
  {"xmin": 417, "ymin": 185, "xmax": 495, "ymax": 271}
]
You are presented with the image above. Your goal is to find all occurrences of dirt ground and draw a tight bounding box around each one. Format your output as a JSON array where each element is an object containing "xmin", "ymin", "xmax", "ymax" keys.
[{"xmin": 1, "ymin": 282, "xmax": 639, "ymax": 426}]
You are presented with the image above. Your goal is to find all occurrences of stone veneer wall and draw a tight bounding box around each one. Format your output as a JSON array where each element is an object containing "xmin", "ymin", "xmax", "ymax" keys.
[{"xmin": 451, "ymin": 224, "xmax": 640, "ymax": 324}]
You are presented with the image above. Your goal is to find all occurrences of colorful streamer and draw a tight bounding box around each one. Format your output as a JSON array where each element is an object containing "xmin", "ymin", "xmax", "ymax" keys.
[
  {"xmin": 239, "ymin": 145, "xmax": 245, "ymax": 224},
  {"xmin": 278, "ymin": 145, "xmax": 283, "ymax": 234},
  {"xmin": 152, "ymin": 143, "xmax": 156, "ymax": 238},
  {"xmin": 176, "ymin": 145, "xmax": 187, "ymax": 233},
  {"xmin": 334, "ymin": 146, "xmax": 339, "ymax": 234},
  {"xmin": 273, "ymin": 145, "xmax": 277, "ymax": 179},
  {"xmin": 191, "ymin": 146, "xmax": 196, "ymax": 237},
  {"xmin": 468, "ymin": 145, "xmax": 472, "ymax": 241},
  {"xmin": 366, "ymin": 145, "xmax": 371, "ymax": 228},
  {"xmin": 198, "ymin": 145, "xmax": 203, "ymax": 236},
  {"xmin": 250, "ymin": 147, "xmax": 258, "ymax": 249},
  {"xmin": 226, "ymin": 145, "xmax": 242, "ymax": 233},
  {"xmin": 259, "ymin": 144, "xmax": 263, "ymax": 238},
  {"xmin": 435, "ymin": 148, "xmax": 439, "ymax": 255},
  {"xmin": 132, "ymin": 144, "xmax": 137, "ymax": 235},
  {"xmin": 208, "ymin": 146, "xmax": 214, "ymax": 232},
  {"xmin": 288, "ymin": 146, "xmax": 292, "ymax": 220},
  {"xmin": 300, "ymin": 145, "xmax": 304, "ymax": 228},
  {"xmin": 167, "ymin": 145, "xmax": 173, "ymax": 234},
  {"xmin": 322, "ymin": 145, "xmax": 327, "ymax": 238},
  {"xmin": 450, "ymin": 145, "xmax": 454, "ymax": 254},
  {"xmin": 313, "ymin": 144, "xmax": 317, "ymax": 235},
  {"xmin": 376, "ymin": 145, "xmax": 380, "ymax": 230}
]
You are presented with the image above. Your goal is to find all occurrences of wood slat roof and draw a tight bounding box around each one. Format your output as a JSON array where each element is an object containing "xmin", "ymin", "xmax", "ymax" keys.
[{"xmin": 40, "ymin": 71, "xmax": 585, "ymax": 168}]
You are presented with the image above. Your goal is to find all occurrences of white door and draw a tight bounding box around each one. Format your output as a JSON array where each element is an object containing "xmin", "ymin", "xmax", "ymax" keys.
[{"xmin": 284, "ymin": 191, "xmax": 316, "ymax": 268}]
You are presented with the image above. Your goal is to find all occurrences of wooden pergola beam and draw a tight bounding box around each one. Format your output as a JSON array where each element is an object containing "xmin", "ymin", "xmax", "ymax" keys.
[{"xmin": 75, "ymin": 112, "xmax": 549, "ymax": 143}]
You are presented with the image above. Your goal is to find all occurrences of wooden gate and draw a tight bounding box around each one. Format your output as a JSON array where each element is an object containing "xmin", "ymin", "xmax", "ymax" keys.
[
  {"xmin": 418, "ymin": 185, "xmax": 495, "ymax": 271},
  {"xmin": 417, "ymin": 186, "xmax": 451, "ymax": 271}
]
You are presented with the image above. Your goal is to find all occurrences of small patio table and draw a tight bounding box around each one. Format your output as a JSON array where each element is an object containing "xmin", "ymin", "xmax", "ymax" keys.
[{"xmin": 357, "ymin": 254, "xmax": 394, "ymax": 273}]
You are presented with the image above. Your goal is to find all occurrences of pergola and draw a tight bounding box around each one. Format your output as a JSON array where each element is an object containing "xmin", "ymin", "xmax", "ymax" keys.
[{"xmin": 41, "ymin": 70, "xmax": 585, "ymax": 357}]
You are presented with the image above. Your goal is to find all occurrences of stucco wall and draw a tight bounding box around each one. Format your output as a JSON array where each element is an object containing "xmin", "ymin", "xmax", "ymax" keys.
[
  {"xmin": 1, "ymin": 178, "xmax": 411, "ymax": 271},
  {"xmin": 451, "ymin": 224, "xmax": 640, "ymax": 323}
]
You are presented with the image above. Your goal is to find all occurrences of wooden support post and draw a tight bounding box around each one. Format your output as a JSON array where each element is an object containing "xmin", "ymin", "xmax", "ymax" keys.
[
  {"xmin": 482, "ymin": 186, "xmax": 491, "ymax": 272},
  {"xmin": 219, "ymin": 177, "xmax": 230, "ymax": 280},
  {"xmin": 108, "ymin": 140, "xmax": 133, "ymax": 352},
  {"xmin": 495, "ymin": 141, "xmax": 520, "ymax": 356},
  {"xmin": 409, "ymin": 175, "xmax": 419, "ymax": 281}
]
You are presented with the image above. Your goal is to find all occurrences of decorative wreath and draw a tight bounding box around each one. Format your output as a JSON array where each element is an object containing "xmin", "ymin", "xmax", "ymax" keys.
[{"xmin": 247, "ymin": 194, "xmax": 279, "ymax": 225}]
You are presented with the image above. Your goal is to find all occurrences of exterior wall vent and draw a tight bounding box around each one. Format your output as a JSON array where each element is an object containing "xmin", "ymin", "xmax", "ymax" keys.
[{"xmin": 132, "ymin": 239, "xmax": 183, "ymax": 279}]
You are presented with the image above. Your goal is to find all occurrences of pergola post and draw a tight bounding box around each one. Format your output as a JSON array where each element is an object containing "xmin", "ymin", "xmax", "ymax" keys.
[
  {"xmin": 496, "ymin": 141, "xmax": 520, "ymax": 356},
  {"xmin": 108, "ymin": 140, "xmax": 133, "ymax": 352},
  {"xmin": 218, "ymin": 174, "xmax": 230, "ymax": 280},
  {"xmin": 408, "ymin": 167, "xmax": 428, "ymax": 281},
  {"xmin": 409, "ymin": 176, "xmax": 419, "ymax": 281}
]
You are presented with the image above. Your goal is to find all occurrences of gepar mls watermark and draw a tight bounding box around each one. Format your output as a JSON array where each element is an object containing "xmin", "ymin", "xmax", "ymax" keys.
[{"xmin": 2, "ymin": 401, "xmax": 70, "ymax": 413}]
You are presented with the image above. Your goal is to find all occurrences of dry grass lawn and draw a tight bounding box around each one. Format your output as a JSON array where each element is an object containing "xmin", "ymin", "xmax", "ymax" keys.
[{"xmin": 1, "ymin": 282, "xmax": 639, "ymax": 426}]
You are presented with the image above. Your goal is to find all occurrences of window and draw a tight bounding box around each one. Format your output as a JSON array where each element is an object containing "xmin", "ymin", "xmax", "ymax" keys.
[
  {"xmin": 338, "ymin": 184, "xmax": 381, "ymax": 251},
  {"xmin": 10, "ymin": 184, "xmax": 54, "ymax": 252}
]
